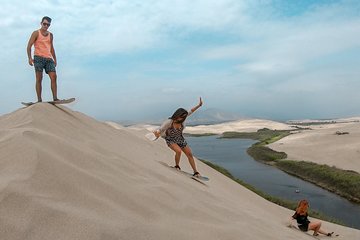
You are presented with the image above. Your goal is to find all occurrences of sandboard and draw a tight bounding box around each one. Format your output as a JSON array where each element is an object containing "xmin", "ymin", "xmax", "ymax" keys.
[
  {"xmin": 22, "ymin": 98, "xmax": 75, "ymax": 107},
  {"xmin": 145, "ymin": 132, "xmax": 158, "ymax": 141},
  {"xmin": 160, "ymin": 162, "xmax": 209, "ymax": 181},
  {"xmin": 287, "ymin": 223, "xmax": 338, "ymax": 239}
]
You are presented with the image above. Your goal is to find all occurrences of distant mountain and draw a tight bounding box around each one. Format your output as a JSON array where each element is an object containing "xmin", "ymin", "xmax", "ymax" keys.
[
  {"xmin": 186, "ymin": 108, "xmax": 245, "ymax": 125},
  {"xmin": 114, "ymin": 108, "xmax": 245, "ymax": 126},
  {"xmin": 286, "ymin": 117, "xmax": 360, "ymax": 125}
]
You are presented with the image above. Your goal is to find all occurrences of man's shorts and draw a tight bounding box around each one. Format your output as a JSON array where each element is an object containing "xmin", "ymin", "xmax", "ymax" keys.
[{"xmin": 34, "ymin": 55, "xmax": 56, "ymax": 74}]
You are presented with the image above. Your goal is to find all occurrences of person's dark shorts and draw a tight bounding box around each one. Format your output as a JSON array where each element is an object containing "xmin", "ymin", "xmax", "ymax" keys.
[
  {"xmin": 165, "ymin": 138, "xmax": 188, "ymax": 149},
  {"xmin": 34, "ymin": 55, "xmax": 56, "ymax": 74},
  {"xmin": 298, "ymin": 223, "xmax": 309, "ymax": 232}
]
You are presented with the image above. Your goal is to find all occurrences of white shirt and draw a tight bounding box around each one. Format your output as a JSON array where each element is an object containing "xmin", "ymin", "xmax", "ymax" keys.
[{"xmin": 157, "ymin": 109, "xmax": 193, "ymax": 137}]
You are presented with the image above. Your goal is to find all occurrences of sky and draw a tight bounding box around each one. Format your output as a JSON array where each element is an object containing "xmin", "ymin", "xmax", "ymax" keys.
[{"xmin": 1, "ymin": 0, "xmax": 360, "ymax": 122}]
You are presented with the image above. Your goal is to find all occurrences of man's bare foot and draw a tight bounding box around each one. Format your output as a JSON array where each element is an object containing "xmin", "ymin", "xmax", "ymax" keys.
[{"xmin": 37, "ymin": 99, "xmax": 42, "ymax": 103}]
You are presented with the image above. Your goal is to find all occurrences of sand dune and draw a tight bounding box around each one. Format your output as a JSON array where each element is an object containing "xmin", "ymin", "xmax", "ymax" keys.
[
  {"xmin": 185, "ymin": 119, "xmax": 294, "ymax": 134},
  {"xmin": 0, "ymin": 104, "xmax": 359, "ymax": 239},
  {"xmin": 269, "ymin": 121, "xmax": 360, "ymax": 173},
  {"xmin": 186, "ymin": 119, "xmax": 292, "ymax": 134},
  {"xmin": 127, "ymin": 119, "xmax": 295, "ymax": 135}
]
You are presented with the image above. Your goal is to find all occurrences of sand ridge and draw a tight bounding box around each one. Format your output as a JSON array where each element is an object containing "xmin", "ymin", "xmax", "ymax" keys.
[{"xmin": 268, "ymin": 121, "xmax": 360, "ymax": 173}]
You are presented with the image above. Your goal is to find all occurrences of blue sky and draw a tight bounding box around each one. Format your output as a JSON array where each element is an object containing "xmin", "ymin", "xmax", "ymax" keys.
[{"xmin": 1, "ymin": 0, "xmax": 360, "ymax": 122}]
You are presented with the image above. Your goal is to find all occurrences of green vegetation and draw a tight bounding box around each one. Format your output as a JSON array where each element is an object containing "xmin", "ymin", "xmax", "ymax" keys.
[
  {"xmin": 200, "ymin": 159, "xmax": 344, "ymax": 225},
  {"xmin": 219, "ymin": 128, "xmax": 360, "ymax": 204},
  {"xmin": 222, "ymin": 128, "xmax": 290, "ymax": 163},
  {"xmin": 289, "ymin": 121, "xmax": 337, "ymax": 126},
  {"xmin": 247, "ymin": 145, "xmax": 287, "ymax": 163},
  {"xmin": 276, "ymin": 161, "xmax": 360, "ymax": 204},
  {"xmin": 221, "ymin": 128, "xmax": 291, "ymax": 142},
  {"xmin": 288, "ymin": 120, "xmax": 359, "ymax": 126}
]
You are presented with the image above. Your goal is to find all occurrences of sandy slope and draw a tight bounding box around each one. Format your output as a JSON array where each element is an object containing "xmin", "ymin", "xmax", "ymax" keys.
[
  {"xmin": 0, "ymin": 104, "xmax": 359, "ymax": 240},
  {"xmin": 269, "ymin": 121, "xmax": 360, "ymax": 173}
]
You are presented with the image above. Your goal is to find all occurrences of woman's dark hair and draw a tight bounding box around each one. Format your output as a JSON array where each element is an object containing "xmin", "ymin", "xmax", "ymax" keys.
[
  {"xmin": 42, "ymin": 16, "xmax": 52, "ymax": 23},
  {"xmin": 169, "ymin": 108, "xmax": 188, "ymax": 120}
]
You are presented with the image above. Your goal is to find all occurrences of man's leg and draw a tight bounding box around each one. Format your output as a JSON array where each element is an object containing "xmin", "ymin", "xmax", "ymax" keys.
[
  {"xmin": 35, "ymin": 71, "xmax": 43, "ymax": 102},
  {"xmin": 48, "ymin": 71, "xmax": 58, "ymax": 101}
]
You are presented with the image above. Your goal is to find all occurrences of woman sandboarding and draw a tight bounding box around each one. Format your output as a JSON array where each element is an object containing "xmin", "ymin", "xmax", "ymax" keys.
[{"xmin": 154, "ymin": 97, "xmax": 203, "ymax": 177}]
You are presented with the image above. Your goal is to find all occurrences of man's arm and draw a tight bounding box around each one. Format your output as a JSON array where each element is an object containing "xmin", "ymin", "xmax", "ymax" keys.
[
  {"xmin": 50, "ymin": 33, "xmax": 57, "ymax": 66},
  {"xmin": 27, "ymin": 31, "xmax": 38, "ymax": 66}
]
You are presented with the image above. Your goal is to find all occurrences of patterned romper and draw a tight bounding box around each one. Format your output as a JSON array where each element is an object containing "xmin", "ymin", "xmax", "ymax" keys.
[{"xmin": 165, "ymin": 124, "xmax": 188, "ymax": 149}]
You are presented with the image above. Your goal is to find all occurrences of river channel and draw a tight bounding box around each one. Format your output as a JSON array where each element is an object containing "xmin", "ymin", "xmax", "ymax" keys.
[{"xmin": 187, "ymin": 135, "xmax": 360, "ymax": 229}]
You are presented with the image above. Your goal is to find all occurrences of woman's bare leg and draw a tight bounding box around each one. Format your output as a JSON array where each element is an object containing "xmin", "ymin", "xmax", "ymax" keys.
[
  {"xmin": 309, "ymin": 222, "xmax": 329, "ymax": 236},
  {"xmin": 168, "ymin": 143, "xmax": 182, "ymax": 167},
  {"xmin": 182, "ymin": 146, "xmax": 198, "ymax": 173}
]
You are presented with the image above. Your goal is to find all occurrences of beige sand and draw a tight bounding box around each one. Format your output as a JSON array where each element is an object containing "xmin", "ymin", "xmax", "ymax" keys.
[
  {"xmin": 269, "ymin": 120, "xmax": 360, "ymax": 173},
  {"xmin": 0, "ymin": 104, "xmax": 359, "ymax": 239},
  {"xmin": 185, "ymin": 119, "xmax": 294, "ymax": 134},
  {"xmin": 129, "ymin": 119, "xmax": 294, "ymax": 135}
]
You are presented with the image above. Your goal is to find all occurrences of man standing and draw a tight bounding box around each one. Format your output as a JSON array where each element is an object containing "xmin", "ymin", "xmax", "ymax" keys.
[{"xmin": 27, "ymin": 16, "xmax": 59, "ymax": 102}]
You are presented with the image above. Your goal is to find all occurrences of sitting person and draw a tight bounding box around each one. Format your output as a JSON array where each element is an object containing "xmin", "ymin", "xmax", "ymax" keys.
[{"xmin": 291, "ymin": 199, "xmax": 334, "ymax": 236}]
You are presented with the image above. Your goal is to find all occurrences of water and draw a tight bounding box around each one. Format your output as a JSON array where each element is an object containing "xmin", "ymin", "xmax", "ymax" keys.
[{"xmin": 187, "ymin": 135, "xmax": 360, "ymax": 229}]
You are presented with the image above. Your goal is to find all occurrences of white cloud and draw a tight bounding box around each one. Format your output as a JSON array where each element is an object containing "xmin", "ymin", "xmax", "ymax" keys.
[
  {"xmin": 0, "ymin": 0, "xmax": 250, "ymax": 57},
  {"xmin": 198, "ymin": 5, "xmax": 360, "ymax": 71},
  {"xmin": 1, "ymin": 0, "xmax": 360, "ymax": 120}
]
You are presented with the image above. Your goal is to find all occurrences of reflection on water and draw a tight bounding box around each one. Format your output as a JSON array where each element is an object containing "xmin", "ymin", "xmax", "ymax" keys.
[{"xmin": 187, "ymin": 135, "xmax": 360, "ymax": 229}]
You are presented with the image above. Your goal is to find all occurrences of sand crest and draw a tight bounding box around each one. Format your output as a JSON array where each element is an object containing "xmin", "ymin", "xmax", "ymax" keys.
[{"xmin": 269, "ymin": 120, "xmax": 360, "ymax": 173}]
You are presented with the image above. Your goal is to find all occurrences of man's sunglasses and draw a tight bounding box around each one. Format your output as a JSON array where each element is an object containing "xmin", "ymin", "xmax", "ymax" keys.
[{"xmin": 42, "ymin": 22, "xmax": 51, "ymax": 27}]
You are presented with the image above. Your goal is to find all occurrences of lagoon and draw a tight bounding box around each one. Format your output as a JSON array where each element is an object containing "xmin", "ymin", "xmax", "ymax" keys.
[{"xmin": 187, "ymin": 135, "xmax": 360, "ymax": 229}]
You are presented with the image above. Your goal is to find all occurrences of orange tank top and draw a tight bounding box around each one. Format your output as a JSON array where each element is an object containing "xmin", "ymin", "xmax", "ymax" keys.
[{"xmin": 34, "ymin": 30, "xmax": 53, "ymax": 59}]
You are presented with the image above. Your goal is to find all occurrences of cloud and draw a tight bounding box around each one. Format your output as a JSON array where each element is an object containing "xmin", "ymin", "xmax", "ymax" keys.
[
  {"xmin": 199, "ymin": 3, "xmax": 360, "ymax": 69},
  {"xmin": 1, "ymin": 0, "xmax": 360, "ymax": 120},
  {"xmin": 0, "ymin": 0, "xmax": 250, "ymax": 57}
]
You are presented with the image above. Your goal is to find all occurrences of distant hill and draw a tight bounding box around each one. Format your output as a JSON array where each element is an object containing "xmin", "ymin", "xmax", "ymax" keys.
[
  {"xmin": 185, "ymin": 108, "xmax": 245, "ymax": 125},
  {"xmin": 286, "ymin": 117, "xmax": 360, "ymax": 126},
  {"xmin": 116, "ymin": 108, "xmax": 245, "ymax": 126}
]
